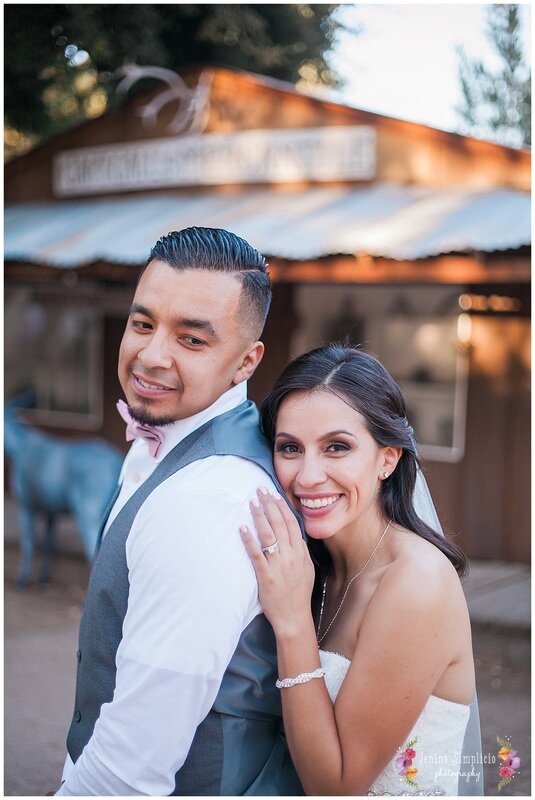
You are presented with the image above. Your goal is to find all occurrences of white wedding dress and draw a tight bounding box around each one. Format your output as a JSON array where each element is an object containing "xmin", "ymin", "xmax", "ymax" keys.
[{"xmin": 319, "ymin": 649, "xmax": 470, "ymax": 796}]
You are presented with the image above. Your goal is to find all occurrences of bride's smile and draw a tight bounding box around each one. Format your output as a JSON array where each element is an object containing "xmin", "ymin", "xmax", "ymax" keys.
[{"xmin": 273, "ymin": 388, "xmax": 400, "ymax": 546}]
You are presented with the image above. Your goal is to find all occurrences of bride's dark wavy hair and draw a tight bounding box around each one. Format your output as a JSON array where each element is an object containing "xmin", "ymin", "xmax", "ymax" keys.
[{"xmin": 260, "ymin": 344, "xmax": 467, "ymax": 590}]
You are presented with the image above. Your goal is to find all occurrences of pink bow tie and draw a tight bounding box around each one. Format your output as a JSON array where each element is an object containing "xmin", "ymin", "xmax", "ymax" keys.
[{"xmin": 116, "ymin": 399, "xmax": 165, "ymax": 458}]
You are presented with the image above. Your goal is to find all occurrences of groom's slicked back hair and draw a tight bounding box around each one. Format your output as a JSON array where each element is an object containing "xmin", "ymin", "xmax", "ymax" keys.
[{"xmin": 147, "ymin": 227, "xmax": 272, "ymax": 337}]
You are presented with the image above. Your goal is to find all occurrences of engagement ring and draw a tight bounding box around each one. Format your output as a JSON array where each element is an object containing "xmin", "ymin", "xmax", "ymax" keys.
[{"xmin": 261, "ymin": 541, "xmax": 279, "ymax": 555}]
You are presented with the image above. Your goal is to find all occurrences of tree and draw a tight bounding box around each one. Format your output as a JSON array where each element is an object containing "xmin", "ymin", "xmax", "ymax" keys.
[
  {"xmin": 456, "ymin": 4, "xmax": 531, "ymax": 148},
  {"xmin": 4, "ymin": 4, "xmax": 342, "ymax": 158}
]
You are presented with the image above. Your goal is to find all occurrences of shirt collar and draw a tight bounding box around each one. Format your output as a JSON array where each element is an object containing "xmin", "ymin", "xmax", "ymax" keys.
[{"xmin": 153, "ymin": 381, "xmax": 248, "ymax": 460}]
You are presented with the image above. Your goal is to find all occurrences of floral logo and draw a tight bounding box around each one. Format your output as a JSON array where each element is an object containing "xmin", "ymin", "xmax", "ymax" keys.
[
  {"xmin": 497, "ymin": 736, "xmax": 521, "ymax": 791},
  {"xmin": 396, "ymin": 737, "xmax": 419, "ymax": 789}
]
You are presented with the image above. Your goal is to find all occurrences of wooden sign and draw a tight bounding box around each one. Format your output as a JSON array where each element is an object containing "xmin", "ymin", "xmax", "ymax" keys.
[{"xmin": 52, "ymin": 126, "xmax": 377, "ymax": 196}]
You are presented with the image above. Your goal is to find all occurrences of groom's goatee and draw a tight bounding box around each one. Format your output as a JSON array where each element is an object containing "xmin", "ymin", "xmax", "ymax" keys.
[{"xmin": 128, "ymin": 405, "xmax": 177, "ymax": 427}]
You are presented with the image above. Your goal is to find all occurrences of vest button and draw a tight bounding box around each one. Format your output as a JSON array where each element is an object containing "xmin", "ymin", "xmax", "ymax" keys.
[
  {"xmin": 76, "ymin": 650, "xmax": 82, "ymax": 663},
  {"xmin": 74, "ymin": 711, "xmax": 82, "ymax": 723}
]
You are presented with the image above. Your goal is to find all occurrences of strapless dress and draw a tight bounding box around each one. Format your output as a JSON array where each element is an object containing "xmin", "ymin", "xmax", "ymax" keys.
[{"xmin": 320, "ymin": 649, "xmax": 470, "ymax": 796}]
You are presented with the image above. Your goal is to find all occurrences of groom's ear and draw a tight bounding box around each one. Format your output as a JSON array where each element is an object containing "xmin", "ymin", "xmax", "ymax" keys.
[
  {"xmin": 232, "ymin": 341, "xmax": 265, "ymax": 385},
  {"xmin": 379, "ymin": 446, "xmax": 402, "ymax": 479}
]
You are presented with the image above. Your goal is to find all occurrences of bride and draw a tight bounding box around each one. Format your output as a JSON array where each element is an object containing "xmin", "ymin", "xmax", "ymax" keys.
[{"xmin": 240, "ymin": 344, "xmax": 475, "ymax": 796}]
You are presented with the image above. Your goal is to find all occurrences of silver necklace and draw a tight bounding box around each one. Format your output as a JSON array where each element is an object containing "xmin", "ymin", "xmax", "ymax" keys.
[{"xmin": 316, "ymin": 519, "xmax": 392, "ymax": 645}]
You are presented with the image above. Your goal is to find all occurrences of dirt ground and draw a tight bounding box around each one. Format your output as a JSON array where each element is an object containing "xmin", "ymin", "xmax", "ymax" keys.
[{"xmin": 4, "ymin": 546, "xmax": 531, "ymax": 796}]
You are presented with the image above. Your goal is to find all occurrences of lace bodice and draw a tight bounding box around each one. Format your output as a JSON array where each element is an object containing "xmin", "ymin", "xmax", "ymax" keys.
[{"xmin": 319, "ymin": 649, "xmax": 470, "ymax": 796}]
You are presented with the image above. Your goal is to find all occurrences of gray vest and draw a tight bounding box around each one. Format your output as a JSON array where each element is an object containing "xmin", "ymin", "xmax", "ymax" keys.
[{"xmin": 66, "ymin": 400, "xmax": 303, "ymax": 795}]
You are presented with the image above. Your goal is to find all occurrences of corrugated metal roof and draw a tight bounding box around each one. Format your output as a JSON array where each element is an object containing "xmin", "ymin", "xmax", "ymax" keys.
[{"xmin": 4, "ymin": 183, "xmax": 530, "ymax": 267}]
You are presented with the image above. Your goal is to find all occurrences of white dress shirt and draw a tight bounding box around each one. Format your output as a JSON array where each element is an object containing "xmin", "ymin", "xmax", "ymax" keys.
[{"xmin": 58, "ymin": 382, "xmax": 275, "ymax": 795}]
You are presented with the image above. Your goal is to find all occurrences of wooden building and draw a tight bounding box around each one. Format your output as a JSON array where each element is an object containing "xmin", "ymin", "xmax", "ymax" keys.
[{"xmin": 5, "ymin": 66, "xmax": 530, "ymax": 562}]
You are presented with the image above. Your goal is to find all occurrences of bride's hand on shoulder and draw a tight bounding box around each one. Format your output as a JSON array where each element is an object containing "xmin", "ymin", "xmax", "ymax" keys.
[{"xmin": 240, "ymin": 487, "xmax": 315, "ymax": 637}]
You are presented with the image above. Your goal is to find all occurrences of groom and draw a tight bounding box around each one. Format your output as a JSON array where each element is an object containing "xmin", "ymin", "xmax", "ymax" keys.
[
  {"xmin": 56, "ymin": 227, "xmax": 303, "ymax": 795},
  {"xmin": 56, "ymin": 226, "xmax": 483, "ymax": 795}
]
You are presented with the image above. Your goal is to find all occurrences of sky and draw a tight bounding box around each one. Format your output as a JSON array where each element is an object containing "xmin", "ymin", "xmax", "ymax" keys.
[{"xmin": 325, "ymin": 3, "xmax": 531, "ymax": 136}]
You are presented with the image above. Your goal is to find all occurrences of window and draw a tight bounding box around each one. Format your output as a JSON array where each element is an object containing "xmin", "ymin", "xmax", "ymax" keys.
[
  {"xmin": 369, "ymin": 314, "xmax": 468, "ymax": 461},
  {"xmin": 5, "ymin": 288, "xmax": 103, "ymax": 428}
]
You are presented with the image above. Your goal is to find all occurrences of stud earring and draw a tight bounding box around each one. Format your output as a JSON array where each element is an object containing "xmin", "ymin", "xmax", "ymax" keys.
[{"xmin": 382, "ymin": 471, "xmax": 389, "ymax": 479}]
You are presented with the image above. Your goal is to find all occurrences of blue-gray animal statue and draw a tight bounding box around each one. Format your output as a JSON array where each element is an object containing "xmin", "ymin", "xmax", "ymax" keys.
[{"xmin": 4, "ymin": 393, "xmax": 123, "ymax": 586}]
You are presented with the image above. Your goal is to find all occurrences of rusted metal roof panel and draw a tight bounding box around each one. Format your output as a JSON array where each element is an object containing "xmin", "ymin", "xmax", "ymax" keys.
[{"xmin": 4, "ymin": 184, "xmax": 530, "ymax": 267}]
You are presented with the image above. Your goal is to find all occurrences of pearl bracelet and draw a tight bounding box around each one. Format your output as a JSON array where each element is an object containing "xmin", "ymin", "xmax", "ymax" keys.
[{"xmin": 276, "ymin": 667, "xmax": 325, "ymax": 689}]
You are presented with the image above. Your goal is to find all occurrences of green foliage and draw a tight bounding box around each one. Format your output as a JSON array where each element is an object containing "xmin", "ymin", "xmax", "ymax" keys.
[
  {"xmin": 4, "ymin": 3, "xmax": 342, "ymax": 148},
  {"xmin": 496, "ymin": 735, "xmax": 511, "ymax": 749},
  {"xmin": 456, "ymin": 5, "xmax": 531, "ymax": 147}
]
